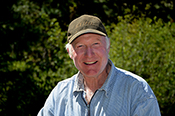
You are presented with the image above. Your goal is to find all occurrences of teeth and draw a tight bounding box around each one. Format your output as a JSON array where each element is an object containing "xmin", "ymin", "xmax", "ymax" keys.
[{"xmin": 85, "ymin": 61, "xmax": 96, "ymax": 64}]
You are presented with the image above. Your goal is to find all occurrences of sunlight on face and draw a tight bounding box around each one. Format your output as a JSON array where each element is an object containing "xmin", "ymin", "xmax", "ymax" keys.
[{"xmin": 70, "ymin": 33, "xmax": 110, "ymax": 78}]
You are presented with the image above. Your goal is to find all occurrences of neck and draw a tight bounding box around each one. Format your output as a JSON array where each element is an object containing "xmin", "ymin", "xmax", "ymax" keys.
[
  {"xmin": 83, "ymin": 62, "xmax": 111, "ymax": 104},
  {"xmin": 83, "ymin": 62, "xmax": 111, "ymax": 92}
]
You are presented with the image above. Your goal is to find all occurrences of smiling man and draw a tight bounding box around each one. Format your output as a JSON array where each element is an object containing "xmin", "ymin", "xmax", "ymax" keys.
[{"xmin": 38, "ymin": 15, "xmax": 161, "ymax": 116}]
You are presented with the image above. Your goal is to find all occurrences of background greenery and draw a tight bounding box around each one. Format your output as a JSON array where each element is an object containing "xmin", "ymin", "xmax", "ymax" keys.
[{"xmin": 0, "ymin": 0, "xmax": 174, "ymax": 115}]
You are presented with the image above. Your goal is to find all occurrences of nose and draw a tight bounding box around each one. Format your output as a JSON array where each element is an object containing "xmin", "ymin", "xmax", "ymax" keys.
[{"xmin": 85, "ymin": 47, "xmax": 94, "ymax": 57}]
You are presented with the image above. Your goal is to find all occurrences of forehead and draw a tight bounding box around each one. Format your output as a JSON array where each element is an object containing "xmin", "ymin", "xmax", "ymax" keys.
[{"xmin": 72, "ymin": 33, "xmax": 105, "ymax": 45}]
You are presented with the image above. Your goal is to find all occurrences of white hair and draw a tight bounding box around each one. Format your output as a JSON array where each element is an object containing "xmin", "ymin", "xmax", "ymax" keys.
[{"xmin": 65, "ymin": 36, "xmax": 110, "ymax": 57}]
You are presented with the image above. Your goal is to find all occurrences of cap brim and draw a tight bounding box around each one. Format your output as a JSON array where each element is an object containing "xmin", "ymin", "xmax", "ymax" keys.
[{"xmin": 69, "ymin": 29, "xmax": 106, "ymax": 43}]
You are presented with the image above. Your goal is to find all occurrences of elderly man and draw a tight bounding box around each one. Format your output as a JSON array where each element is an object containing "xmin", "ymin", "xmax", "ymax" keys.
[{"xmin": 38, "ymin": 15, "xmax": 161, "ymax": 116}]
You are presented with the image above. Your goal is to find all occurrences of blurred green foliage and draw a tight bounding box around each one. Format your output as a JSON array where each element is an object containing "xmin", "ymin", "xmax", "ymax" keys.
[{"xmin": 0, "ymin": 0, "xmax": 174, "ymax": 115}]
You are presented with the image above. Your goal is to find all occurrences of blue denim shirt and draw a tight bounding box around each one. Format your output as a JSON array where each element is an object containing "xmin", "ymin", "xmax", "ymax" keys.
[{"xmin": 38, "ymin": 60, "xmax": 161, "ymax": 116}]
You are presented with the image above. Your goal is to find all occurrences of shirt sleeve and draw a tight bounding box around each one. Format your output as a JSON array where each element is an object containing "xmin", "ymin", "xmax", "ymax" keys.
[
  {"xmin": 37, "ymin": 107, "xmax": 54, "ymax": 116},
  {"xmin": 37, "ymin": 86, "xmax": 56, "ymax": 116},
  {"xmin": 130, "ymin": 81, "xmax": 161, "ymax": 116},
  {"xmin": 37, "ymin": 79, "xmax": 71, "ymax": 116},
  {"xmin": 132, "ymin": 98, "xmax": 161, "ymax": 116},
  {"xmin": 37, "ymin": 94, "xmax": 55, "ymax": 116}
]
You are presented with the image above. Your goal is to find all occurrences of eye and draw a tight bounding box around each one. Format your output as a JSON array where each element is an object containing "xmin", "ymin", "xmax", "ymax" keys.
[
  {"xmin": 77, "ymin": 44, "xmax": 83, "ymax": 48},
  {"xmin": 93, "ymin": 43, "xmax": 99, "ymax": 46}
]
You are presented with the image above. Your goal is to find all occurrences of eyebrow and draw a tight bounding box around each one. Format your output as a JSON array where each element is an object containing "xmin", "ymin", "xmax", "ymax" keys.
[{"xmin": 73, "ymin": 35, "xmax": 103, "ymax": 46}]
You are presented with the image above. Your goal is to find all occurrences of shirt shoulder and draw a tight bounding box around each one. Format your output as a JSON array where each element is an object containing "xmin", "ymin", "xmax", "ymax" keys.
[
  {"xmin": 37, "ymin": 74, "xmax": 78, "ymax": 116},
  {"xmin": 115, "ymin": 67, "xmax": 145, "ymax": 82},
  {"xmin": 53, "ymin": 74, "xmax": 77, "ymax": 96},
  {"xmin": 114, "ymin": 67, "xmax": 156, "ymax": 99},
  {"xmin": 114, "ymin": 68, "xmax": 161, "ymax": 115}
]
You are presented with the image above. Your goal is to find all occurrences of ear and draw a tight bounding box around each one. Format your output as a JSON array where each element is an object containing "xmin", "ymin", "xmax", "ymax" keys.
[
  {"xmin": 107, "ymin": 39, "xmax": 110, "ymax": 53},
  {"xmin": 67, "ymin": 48, "xmax": 73, "ymax": 59}
]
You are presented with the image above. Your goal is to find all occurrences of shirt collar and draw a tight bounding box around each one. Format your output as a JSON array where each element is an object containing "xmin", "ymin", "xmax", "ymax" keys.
[
  {"xmin": 73, "ymin": 59, "xmax": 115, "ymax": 97},
  {"xmin": 73, "ymin": 72, "xmax": 84, "ymax": 93},
  {"xmin": 99, "ymin": 59, "xmax": 115, "ymax": 97}
]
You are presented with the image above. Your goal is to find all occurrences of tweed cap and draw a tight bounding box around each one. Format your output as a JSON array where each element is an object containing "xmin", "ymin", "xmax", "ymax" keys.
[{"xmin": 67, "ymin": 14, "xmax": 107, "ymax": 43}]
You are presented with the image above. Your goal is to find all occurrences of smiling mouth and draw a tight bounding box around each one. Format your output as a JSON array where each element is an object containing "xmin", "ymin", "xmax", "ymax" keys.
[{"xmin": 84, "ymin": 61, "xmax": 98, "ymax": 65}]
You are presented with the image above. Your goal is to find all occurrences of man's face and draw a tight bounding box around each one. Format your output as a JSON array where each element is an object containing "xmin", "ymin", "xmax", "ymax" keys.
[{"xmin": 70, "ymin": 33, "xmax": 110, "ymax": 78}]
